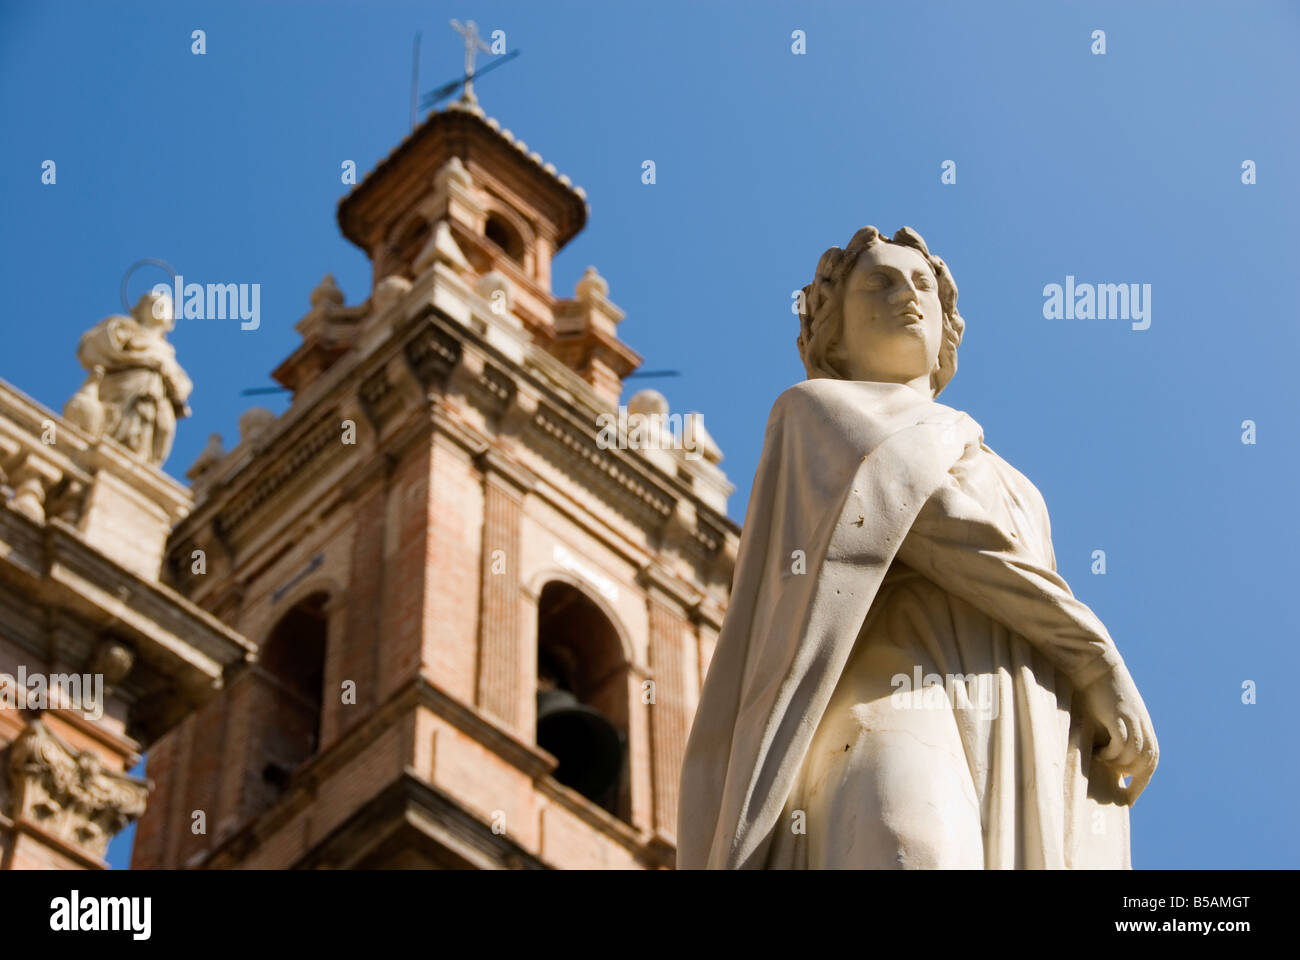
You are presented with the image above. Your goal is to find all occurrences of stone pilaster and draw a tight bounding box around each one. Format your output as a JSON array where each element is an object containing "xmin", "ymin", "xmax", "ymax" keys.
[
  {"xmin": 474, "ymin": 449, "xmax": 533, "ymax": 733},
  {"xmin": 646, "ymin": 589, "xmax": 691, "ymax": 841},
  {"xmin": 624, "ymin": 662, "xmax": 655, "ymax": 835},
  {"xmin": 316, "ymin": 593, "xmax": 349, "ymax": 753}
]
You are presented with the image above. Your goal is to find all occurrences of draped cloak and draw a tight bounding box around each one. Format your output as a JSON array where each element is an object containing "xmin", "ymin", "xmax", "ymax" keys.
[
  {"xmin": 677, "ymin": 378, "xmax": 1134, "ymax": 869},
  {"xmin": 75, "ymin": 315, "xmax": 192, "ymax": 463}
]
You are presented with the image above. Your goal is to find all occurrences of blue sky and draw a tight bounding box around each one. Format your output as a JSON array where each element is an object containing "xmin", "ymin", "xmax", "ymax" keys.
[{"xmin": 3, "ymin": 1, "xmax": 1297, "ymax": 870}]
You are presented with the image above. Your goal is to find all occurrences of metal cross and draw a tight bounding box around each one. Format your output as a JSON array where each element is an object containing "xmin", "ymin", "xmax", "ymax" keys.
[{"xmin": 449, "ymin": 19, "xmax": 491, "ymax": 103}]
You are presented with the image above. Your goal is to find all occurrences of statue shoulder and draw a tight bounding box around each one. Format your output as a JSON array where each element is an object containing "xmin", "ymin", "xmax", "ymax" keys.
[
  {"xmin": 975, "ymin": 442, "xmax": 1053, "ymax": 520},
  {"xmin": 771, "ymin": 377, "xmax": 909, "ymax": 418},
  {"xmin": 76, "ymin": 313, "xmax": 134, "ymax": 367},
  {"xmin": 769, "ymin": 378, "xmax": 945, "ymax": 434}
]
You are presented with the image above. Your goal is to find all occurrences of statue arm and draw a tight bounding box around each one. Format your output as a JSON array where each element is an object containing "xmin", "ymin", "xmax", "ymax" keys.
[
  {"xmin": 164, "ymin": 360, "xmax": 193, "ymax": 410},
  {"xmin": 894, "ymin": 468, "xmax": 1123, "ymax": 690},
  {"xmin": 76, "ymin": 316, "xmax": 134, "ymax": 370}
]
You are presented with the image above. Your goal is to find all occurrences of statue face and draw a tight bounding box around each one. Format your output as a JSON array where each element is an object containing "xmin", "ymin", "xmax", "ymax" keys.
[
  {"xmin": 134, "ymin": 292, "xmax": 174, "ymax": 331},
  {"xmin": 829, "ymin": 243, "xmax": 944, "ymax": 391}
]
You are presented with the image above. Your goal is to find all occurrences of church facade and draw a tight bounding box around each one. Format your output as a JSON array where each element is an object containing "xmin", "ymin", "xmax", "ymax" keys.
[{"xmin": 0, "ymin": 96, "xmax": 739, "ymax": 869}]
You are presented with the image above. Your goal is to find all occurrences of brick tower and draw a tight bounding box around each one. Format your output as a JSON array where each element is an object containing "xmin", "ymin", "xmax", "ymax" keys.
[{"xmin": 129, "ymin": 96, "xmax": 740, "ymax": 869}]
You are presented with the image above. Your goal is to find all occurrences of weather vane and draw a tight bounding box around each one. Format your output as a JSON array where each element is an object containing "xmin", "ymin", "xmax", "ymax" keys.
[
  {"xmin": 450, "ymin": 19, "xmax": 490, "ymax": 102},
  {"xmin": 418, "ymin": 21, "xmax": 520, "ymax": 114}
]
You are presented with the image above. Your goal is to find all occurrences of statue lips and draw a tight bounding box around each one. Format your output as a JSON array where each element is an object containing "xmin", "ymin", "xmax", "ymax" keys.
[{"xmin": 896, "ymin": 308, "xmax": 924, "ymax": 330}]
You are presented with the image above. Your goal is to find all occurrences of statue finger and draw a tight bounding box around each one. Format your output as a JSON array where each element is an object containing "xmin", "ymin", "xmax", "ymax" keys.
[
  {"xmin": 1123, "ymin": 755, "xmax": 1156, "ymax": 806},
  {"xmin": 1097, "ymin": 717, "xmax": 1126, "ymax": 761},
  {"xmin": 1122, "ymin": 709, "xmax": 1144, "ymax": 758},
  {"xmin": 1116, "ymin": 739, "xmax": 1141, "ymax": 772},
  {"xmin": 1112, "ymin": 716, "xmax": 1142, "ymax": 769}
]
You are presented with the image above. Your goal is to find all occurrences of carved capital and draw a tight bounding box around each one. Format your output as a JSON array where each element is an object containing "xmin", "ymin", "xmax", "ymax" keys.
[{"xmin": 7, "ymin": 720, "xmax": 150, "ymax": 859}]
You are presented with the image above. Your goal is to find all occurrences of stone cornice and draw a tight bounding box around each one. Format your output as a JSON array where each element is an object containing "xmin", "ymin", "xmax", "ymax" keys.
[
  {"xmin": 638, "ymin": 562, "xmax": 704, "ymax": 612},
  {"xmin": 430, "ymin": 306, "xmax": 741, "ymax": 584},
  {"xmin": 214, "ymin": 411, "xmax": 341, "ymax": 533},
  {"xmin": 173, "ymin": 297, "xmax": 437, "ymax": 553},
  {"xmin": 416, "ymin": 674, "xmax": 557, "ymax": 780},
  {"xmin": 513, "ymin": 336, "xmax": 739, "ymax": 539},
  {"xmin": 0, "ymin": 381, "xmax": 191, "ymax": 523},
  {"xmin": 199, "ymin": 673, "xmax": 559, "ymax": 867},
  {"xmin": 45, "ymin": 520, "xmax": 250, "ymax": 674},
  {"xmin": 690, "ymin": 595, "xmax": 727, "ymax": 633},
  {"xmin": 179, "ymin": 281, "xmax": 738, "ymax": 538},
  {"xmin": 427, "ymin": 404, "xmax": 491, "ymax": 460},
  {"xmin": 170, "ymin": 287, "xmax": 737, "ymax": 610},
  {"xmin": 531, "ymin": 402, "xmax": 674, "ymax": 525},
  {"xmin": 337, "ymin": 106, "xmax": 589, "ymax": 255},
  {"xmin": 535, "ymin": 774, "xmax": 659, "ymax": 864},
  {"xmin": 476, "ymin": 445, "xmax": 539, "ymax": 496},
  {"xmin": 45, "ymin": 706, "xmax": 143, "ymax": 766},
  {"xmin": 201, "ymin": 673, "xmax": 665, "ymax": 870},
  {"xmin": 0, "ymin": 508, "xmax": 253, "ymax": 744},
  {"xmin": 296, "ymin": 773, "xmax": 550, "ymax": 870}
]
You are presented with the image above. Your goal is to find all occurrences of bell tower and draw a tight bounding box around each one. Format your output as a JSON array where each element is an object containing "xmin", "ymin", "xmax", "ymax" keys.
[{"xmin": 129, "ymin": 95, "xmax": 740, "ymax": 869}]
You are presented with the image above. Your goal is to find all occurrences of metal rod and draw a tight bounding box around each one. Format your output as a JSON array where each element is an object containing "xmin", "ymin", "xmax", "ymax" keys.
[{"xmin": 410, "ymin": 32, "xmax": 421, "ymax": 129}]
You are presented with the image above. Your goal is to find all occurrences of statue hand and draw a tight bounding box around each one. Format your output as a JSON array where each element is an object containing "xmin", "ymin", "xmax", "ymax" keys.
[{"xmin": 1081, "ymin": 663, "xmax": 1158, "ymax": 806}]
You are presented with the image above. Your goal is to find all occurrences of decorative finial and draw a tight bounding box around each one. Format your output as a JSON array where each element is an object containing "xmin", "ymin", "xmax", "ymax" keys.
[
  {"xmin": 309, "ymin": 273, "xmax": 344, "ymax": 309},
  {"xmin": 449, "ymin": 19, "xmax": 491, "ymax": 105},
  {"xmin": 186, "ymin": 433, "xmax": 226, "ymax": 485},
  {"xmin": 576, "ymin": 265, "xmax": 609, "ymax": 302},
  {"xmin": 628, "ymin": 389, "xmax": 669, "ymax": 420}
]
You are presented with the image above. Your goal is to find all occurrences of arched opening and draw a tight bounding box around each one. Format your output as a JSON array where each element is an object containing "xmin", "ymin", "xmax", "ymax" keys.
[
  {"xmin": 535, "ymin": 581, "xmax": 630, "ymax": 822},
  {"xmin": 484, "ymin": 211, "xmax": 524, "ymax": 264},
  {"xmin": 255, "ymin": 592, "xmax": 328, "ymax": 805}
]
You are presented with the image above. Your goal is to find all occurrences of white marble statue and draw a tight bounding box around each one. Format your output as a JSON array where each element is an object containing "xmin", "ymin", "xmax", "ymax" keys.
[
  {"xmin": 66, "ymin": 292, "xmax": 193, "ymax": 466},
  {"xmin": 678, "ymin": 226, "xmax": 1157, "ymax": 869}
]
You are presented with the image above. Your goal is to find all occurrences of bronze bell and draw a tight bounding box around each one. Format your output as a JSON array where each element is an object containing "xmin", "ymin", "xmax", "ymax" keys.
[{"xmin": 536, "ymin": 688, "xmax": 623, "ymax": 808}]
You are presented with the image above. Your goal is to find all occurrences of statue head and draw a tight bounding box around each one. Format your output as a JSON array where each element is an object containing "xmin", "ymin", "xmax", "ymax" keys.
[
  {"xmin": 797, "ymin": 226, "xmax": 964, "ymax": 399},
  {"xmin": 132, "ymin": 290, "xmax": 175, "ymax": 332}
]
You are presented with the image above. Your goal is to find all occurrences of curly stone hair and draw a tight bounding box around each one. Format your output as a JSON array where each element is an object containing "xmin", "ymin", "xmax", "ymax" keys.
[{"xmin": 796, "ymin": 226, "xmax": 964, "ymax": 398}]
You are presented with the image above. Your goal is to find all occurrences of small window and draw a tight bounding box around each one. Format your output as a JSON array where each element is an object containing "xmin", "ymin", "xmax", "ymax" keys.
[{"xmin": 484, "ymin": 212, "xmax": 524, "ymax": 263}]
